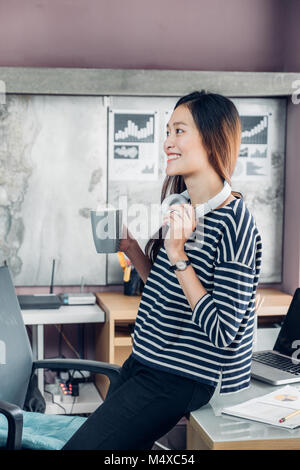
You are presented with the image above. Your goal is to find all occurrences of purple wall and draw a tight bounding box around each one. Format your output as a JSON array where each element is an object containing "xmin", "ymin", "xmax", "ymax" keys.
[
  {"xmin": 0, "ymin": 0, "xmax": 288, "ymax": 71},
  {"xmin": 283, "ymin": 0, "xmax": 300, "ymax": 72}
]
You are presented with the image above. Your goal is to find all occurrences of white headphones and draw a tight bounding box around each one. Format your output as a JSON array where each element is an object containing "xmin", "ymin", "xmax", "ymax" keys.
[{"xmin": 161, "ymin": 179, "xmax": 232, "ymax": 219}]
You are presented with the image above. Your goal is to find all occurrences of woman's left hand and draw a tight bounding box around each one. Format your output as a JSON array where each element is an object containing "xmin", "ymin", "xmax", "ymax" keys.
[{"xmin": 162, "ymin": 203, "xmax": 196, "ymax": 260}]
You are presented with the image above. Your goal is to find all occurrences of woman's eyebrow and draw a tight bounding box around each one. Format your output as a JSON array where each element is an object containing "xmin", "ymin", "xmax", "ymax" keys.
[{"xmin": 166, "ymin": 121, "xmax": 188, "ymax": 128}]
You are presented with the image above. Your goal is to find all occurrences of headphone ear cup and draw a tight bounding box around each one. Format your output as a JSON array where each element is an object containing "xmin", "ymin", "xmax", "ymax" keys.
[{"xmin": 161, "ymin": 193, "xmax": 189, "ymax": 215}]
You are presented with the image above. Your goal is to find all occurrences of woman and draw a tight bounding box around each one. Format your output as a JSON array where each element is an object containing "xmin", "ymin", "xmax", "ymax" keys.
[{"xmin": 63, "ymin": 90, "xmax": 262, "ymax": 450}]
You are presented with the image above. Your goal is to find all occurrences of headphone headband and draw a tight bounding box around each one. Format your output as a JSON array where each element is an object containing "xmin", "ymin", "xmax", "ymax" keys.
[{"xmin": 162, "ymin": 180, "xmax": 232, "ymax": 218}]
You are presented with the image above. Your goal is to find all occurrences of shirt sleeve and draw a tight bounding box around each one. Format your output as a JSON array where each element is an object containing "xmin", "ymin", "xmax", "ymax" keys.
[
  {"xmin": 191, "ymin": 260, "xmax": 255, "ymax": 348},
  {"xmin": 190, "ymin": 205, "xmax": 258, "ymax": 348}
]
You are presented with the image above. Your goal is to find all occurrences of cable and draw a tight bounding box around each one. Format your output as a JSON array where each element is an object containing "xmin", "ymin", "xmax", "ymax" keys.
[
  {"xmin": 44, "ymin": 389, "xmax": 67, "ymax": 414},
  {"xmin": 58, "ymin": 324, "xmax": 63, "ymax": 357},
  {"xmin": 55, "ymin": 324, "xmax": 81, "ymax": 359},
  {"xmin": 69, "ymin": 396, "xmax": 77, "ymax": 415}
]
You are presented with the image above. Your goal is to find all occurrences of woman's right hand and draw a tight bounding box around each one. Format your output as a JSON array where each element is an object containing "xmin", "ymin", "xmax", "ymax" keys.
[
  {"xmin": 119, "ymin": 224, "xmax": 135, "ymax": 254},
  {"xmin": 118, "ymin": 224, "xmax": 152, "ymax": 284}
]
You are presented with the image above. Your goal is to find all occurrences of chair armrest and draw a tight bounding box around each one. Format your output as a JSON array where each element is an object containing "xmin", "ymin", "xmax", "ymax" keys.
[
  {"xmin": 0, "ymin": 400, "xmax": 23, "ymax": 450},
  {"xmin": 32, "ymin": 358, "xmax": 121, "ymax": 389}
]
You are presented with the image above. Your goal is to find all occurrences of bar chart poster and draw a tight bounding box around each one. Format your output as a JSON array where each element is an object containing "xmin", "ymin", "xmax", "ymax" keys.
[
  {"xmin": 108, "ymin": 110, "xmax": 159, "ymax": 181},
  {"xmin": 232, "ymin": 115, "xmax": 270, "ymax": 181}
]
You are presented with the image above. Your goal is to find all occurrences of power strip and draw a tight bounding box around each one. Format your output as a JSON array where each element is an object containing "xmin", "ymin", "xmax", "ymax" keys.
[
  {"xmin": 59, "ymin": 376, "xmax": 93, "ymax": 398},
  {"xmin": 59, "ymin": 380, "xmax": 77, "ymax": 397}
]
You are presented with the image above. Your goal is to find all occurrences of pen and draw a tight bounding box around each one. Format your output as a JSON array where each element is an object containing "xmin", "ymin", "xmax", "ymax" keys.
[
  {"xmin": 117, "ymin": 252, "xmax": 132, "ymax": 282},
  {"xmin": 123, "ymin": 265, "xmax": 132, "ymax": 282},
  {"xmin": 117, "ymin": 251, "xmax": 127, "ymax": 270},
  {"xmin": 279, "ymin": 409, "xmax": 300, "ymax": 423}
]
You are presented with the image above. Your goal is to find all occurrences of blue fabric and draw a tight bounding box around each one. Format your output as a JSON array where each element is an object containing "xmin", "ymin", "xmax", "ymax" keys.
[{"xmin": 0, "ymin": 411, "xmax": 87, "ymax": 449}]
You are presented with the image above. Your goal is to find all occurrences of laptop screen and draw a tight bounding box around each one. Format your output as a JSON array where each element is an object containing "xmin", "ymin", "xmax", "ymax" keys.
[{"xmin": 273, "ymin": 288, "xmax": 300, "ymax": 358}]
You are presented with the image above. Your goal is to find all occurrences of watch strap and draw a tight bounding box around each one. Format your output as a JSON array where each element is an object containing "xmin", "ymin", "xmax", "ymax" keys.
[{"xmin": 170, "ymin": 259, "xmax": 191, "ymax": 272}]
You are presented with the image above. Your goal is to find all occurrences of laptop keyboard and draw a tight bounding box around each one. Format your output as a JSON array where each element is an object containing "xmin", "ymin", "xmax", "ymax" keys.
[{"xmin": 252, "ymin": 351, "xmax": 300, "ymax": 375}]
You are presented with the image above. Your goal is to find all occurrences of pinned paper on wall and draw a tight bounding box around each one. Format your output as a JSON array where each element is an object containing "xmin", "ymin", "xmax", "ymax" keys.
[
  {"xmin": 232, "ymin": 115, "xmax": 271, "ymax": 181},
  {"xmin": 108, "ymin": 109, "xmax": 159, "ymax": 181}
]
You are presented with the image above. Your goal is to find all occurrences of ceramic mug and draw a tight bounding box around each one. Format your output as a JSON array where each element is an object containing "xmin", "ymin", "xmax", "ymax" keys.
[{"xmin": 91, "ymin": 208, "xmax": 123, "ymax": 253}]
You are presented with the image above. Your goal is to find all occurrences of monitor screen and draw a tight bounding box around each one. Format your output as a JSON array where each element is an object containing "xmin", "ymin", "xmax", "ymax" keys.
[{"xmin": 273, "ymin": 288, "xmax": 300, "ymax": 359}]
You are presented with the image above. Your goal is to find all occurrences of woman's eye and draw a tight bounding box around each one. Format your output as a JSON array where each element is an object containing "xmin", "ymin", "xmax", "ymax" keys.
[{"xmin": 166, "ymin": 128, "xmax": 183, "ymax": 137}]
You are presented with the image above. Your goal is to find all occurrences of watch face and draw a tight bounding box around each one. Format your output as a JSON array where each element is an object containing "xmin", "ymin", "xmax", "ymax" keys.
[{"xmin": 176, "ymin": 261, "xmax": 186, "ymax": 270}]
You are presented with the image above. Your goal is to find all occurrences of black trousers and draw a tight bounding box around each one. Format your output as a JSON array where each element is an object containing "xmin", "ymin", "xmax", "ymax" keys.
[{"xmin": 62, "ymin": 354, "xmax": 215, "ymax": 450}]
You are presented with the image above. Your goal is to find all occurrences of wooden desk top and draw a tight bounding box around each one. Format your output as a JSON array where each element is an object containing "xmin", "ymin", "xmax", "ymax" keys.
[
  {"xmin": 95, "ymin": 292, "xmax": 141, "ymax": 321},
  {"xmin": 256, "ymin": 288, "xmax": 292, "ymax": 317},
  {"xmin": 95, "ymin": 288, "xmax": 292, "ymax": 322}
]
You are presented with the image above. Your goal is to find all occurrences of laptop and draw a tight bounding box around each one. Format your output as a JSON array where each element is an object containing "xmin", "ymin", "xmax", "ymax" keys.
[{"xmin": 251, "ymin": 287, "xmax": 300, "ymax": 385}]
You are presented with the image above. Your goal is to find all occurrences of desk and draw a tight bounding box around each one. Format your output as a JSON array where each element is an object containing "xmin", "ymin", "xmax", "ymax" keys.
[
  {"xmin": 256, "ymin": 288, "xmax": 293, "ymax": 324},
  {"xmin": 187, "ymin": 328, "xmax": 300, "ymax": 450},
  {"xmin": 22, "ymin": 304, "xmax": 105, "ymax": 414}
]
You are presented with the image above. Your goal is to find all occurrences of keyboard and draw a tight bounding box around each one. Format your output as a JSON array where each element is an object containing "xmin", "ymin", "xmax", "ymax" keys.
[{"xmin": 252, "ymin": 351, "xmax": 300, "ymax": 375}]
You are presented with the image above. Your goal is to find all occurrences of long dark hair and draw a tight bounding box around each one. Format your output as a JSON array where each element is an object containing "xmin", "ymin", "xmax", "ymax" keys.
[{"xmin": 145, "ymin": 90, "xmax": 242, "ymax": 265}]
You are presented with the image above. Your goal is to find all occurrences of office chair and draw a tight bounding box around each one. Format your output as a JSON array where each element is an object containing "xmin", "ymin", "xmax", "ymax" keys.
[{"xmin": 0, "ymin": 265, "xmax": 121, "ymax": 450}]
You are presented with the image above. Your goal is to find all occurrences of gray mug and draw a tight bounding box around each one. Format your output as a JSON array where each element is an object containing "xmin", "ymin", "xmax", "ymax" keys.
[{"xmin": 91, "ymin": 208, "xmax": 123, "ymax": 253}]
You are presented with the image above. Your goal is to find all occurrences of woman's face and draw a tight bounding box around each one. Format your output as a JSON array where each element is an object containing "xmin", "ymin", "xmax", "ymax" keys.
[{"xmin": 164, "ymin": 104, "xmax": 211, "ymax": 178}]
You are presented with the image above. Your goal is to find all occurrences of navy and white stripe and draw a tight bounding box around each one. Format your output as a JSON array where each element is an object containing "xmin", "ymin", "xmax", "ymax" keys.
[{"xmin": 132, "ymin": 197, "xmax": 262, "ymax": 394}]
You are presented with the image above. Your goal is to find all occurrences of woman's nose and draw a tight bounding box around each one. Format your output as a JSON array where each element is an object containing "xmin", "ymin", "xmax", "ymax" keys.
[{"xmin": 164, "ymin": 133, "xmax": 175, "ymax": 151}]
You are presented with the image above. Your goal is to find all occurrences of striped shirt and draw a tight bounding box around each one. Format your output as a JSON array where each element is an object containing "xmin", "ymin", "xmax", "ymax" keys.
[{"xmin": 132, "ymin": 197, "xmax": 263, "ymax": 394}]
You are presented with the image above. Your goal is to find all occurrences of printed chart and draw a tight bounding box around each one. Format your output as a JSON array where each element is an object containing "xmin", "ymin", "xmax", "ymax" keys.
[
  {"xmin": 109, "ymin": 110, "xmax": 159, "ymax": 181},
  {"xmin": 233, "ymin": 115, "xmax": 270, "ymax": 181}
]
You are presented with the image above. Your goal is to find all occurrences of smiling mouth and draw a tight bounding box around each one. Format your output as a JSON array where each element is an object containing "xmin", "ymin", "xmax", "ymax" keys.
[{"xmin": 167, "ymin": 154, "xmax": 182, "ymax": 162}]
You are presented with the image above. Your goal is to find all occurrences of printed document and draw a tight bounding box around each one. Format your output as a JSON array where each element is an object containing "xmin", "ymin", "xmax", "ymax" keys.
[{"xmin": 222, "ymin": 385, "xmax": 300, "ymax": 429}]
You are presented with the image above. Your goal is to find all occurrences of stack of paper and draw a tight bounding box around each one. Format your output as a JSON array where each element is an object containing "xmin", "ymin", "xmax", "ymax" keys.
[{"xmin": 222, "ymin": 385, "xmax": 300, "ymax": 429}]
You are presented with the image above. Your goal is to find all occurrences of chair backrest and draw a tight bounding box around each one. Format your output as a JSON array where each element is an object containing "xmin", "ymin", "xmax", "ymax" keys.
[{"xmin": 0, "ymin": 266, "xmax": 33, "ymax": 408}]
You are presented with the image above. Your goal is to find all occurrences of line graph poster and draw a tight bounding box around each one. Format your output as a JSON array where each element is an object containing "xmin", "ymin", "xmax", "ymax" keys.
[
  {"xmin": 232, "ymin": 115, "xmax": 271, "ymax": 181},
  {"xmin": 108, "ymin": 109, "xmax": 159, "ymax": 181}
]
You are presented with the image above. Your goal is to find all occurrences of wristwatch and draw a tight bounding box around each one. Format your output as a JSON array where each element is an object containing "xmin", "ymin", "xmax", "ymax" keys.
[{"xmin": 170, "ymin": 259, "xmax": 191, "ymax": 272}]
